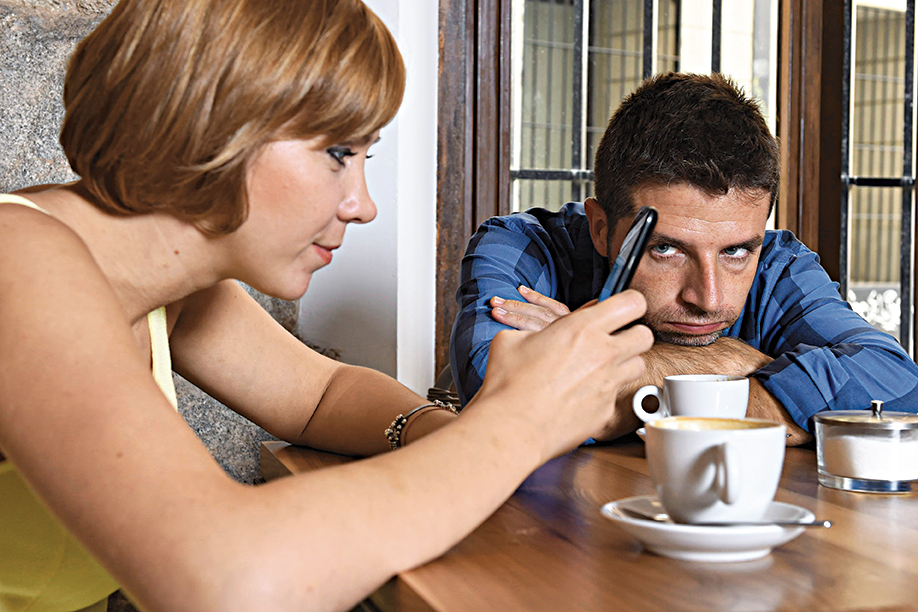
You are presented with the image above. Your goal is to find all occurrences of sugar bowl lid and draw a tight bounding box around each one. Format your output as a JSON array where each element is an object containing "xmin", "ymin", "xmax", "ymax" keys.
[{"xmin": 813, "ymin": 400, "xmax": 918, "ymax": 430}]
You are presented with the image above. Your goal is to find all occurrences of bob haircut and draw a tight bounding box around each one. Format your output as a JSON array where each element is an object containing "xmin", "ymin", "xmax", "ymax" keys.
[
  {"xmin": 593, "ymin": 72, "xmax": 779, "ymax": 232},
  {"xmin": 60, "ymin": 0, "xmax": 405, "ymax": 234}
]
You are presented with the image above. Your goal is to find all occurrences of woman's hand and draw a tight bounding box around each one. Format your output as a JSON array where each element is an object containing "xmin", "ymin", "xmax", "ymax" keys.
[{"xmin": 469, "ymin": 289, "xmax": 654, "ymax": 462}]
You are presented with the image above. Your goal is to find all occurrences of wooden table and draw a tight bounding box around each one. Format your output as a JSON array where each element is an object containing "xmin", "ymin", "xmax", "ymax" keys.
[{"xmin": 261, "ymin": 437, "xmax": 918, "ymax": 611}]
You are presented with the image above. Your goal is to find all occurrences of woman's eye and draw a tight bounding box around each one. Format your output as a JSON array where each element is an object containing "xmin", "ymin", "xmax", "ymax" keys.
[{"xmin": 327, "ymin": 147, "xmax": 356, "ymax": 166}]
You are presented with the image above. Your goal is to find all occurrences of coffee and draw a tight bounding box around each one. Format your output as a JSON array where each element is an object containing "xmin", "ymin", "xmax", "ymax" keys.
[{"xmin": 654, "ymin": 417, "xmax": 770, "ymax": 431}]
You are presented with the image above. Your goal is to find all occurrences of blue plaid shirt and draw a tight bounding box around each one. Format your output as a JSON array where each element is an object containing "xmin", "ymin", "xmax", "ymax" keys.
[{"xmin": 449, "ymin": 202, "xmax": 918, "ymax": 430}]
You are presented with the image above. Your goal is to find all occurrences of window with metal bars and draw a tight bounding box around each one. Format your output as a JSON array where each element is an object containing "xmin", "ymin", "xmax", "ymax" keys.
[
  {"xmin": 511, "ymin": 0, "xmax": 682, "ymax": 211},
  {"xmin": 842, "ymin": 0, "xmax": 915, "ymax": 350},
  {"xmin": 509, "ymin": 0, "xmax": 778, "ymax": 214}
]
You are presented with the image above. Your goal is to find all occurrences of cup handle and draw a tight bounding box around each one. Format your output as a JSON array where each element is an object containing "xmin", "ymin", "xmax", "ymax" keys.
[
  {"xmin": 716, "ymin": 441, "xmax": 741, "ymax": 505},
  {"xmin": 632, "ymin": 385, "xmax": 666, "ymax": 423}
]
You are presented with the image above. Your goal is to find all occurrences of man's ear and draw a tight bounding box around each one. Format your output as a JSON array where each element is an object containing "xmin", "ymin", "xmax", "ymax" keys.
[{"xmin": 584, "ymin": 197, "xmax": 609, "ymax": 257}]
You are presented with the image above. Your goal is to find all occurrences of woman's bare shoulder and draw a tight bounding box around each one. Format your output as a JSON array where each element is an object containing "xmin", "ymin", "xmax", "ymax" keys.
[{"xmin": 0, "ymin": 201, "xmax": 108, "ymax": 302}]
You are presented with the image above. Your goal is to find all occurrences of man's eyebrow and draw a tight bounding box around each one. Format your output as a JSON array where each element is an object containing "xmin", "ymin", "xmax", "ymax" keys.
[
  {"xmin": 650, "ymin": 233, "xmax": 765, "ymax": 252},
  {"xmin": 730, "ymin": 236, "xmax": 765, "ymax": 251}
]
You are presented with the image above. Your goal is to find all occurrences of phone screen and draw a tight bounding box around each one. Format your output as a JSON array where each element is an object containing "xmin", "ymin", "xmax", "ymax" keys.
[{"xmin": 597, "ymin": 206, "xmax": 657, "ymax": 301}]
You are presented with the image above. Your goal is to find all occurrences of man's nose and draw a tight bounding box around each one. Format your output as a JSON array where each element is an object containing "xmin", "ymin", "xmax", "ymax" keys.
[{"xmin": 680, "ymin": 259, "xmax": 722, "ymax": 313}]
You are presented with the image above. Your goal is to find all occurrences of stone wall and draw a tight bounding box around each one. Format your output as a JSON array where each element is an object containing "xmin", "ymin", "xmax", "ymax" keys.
[{"xmin": 0, "ymin": 0, "xmax": 301, "ymax": 485}]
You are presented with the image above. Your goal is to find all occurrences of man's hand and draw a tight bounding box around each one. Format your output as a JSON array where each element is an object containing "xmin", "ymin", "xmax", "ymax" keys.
[
  {"xmin": 490, "ymin": 286, "xmax": 571, "ymax": 331},
  {"xmin": 747, "ymin": 378, "xmax": 812, "ymax": 446}
]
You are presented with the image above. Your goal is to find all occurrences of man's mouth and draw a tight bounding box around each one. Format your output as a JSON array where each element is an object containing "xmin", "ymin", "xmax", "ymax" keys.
[
  {"xmin": 640, "ymin": 306, "xmax": 737, "ymax": 346},
  {"xmin": 666, "ymin": 321, "xmax": 726, "ymax": 335},
  {"xmin": 642, "ymin": 317, "xmax": 730, "ymax": 346}
]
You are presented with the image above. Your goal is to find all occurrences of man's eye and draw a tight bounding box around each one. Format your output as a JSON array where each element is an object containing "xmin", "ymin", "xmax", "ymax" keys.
[
  {"xmin": 723, "ymin": 246, "xmax": 749, "ymax": 259},
  {"xmin": 327, "ymin": 147, "xmax": 356, "ymax": 166},
  {"xmin": 650, "ymin": 244, "xmax": 677, "ymax": 256}
]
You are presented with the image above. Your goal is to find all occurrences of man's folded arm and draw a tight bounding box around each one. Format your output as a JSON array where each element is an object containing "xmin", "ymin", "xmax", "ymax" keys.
[
  {"xmin": 745, "ymin": 236, "xmax": 918, "ymax": 431},
  {"xmin": 449, "ymin": 218, "xmax": 563, "ymax": 405},
  {"xmin": 755, "ymin": 331, "xmax": 918, "ymax": 431}
]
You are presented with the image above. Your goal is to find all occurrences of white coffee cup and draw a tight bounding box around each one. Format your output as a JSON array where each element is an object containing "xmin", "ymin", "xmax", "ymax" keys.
[
  {"xmin": 632, "ymin": 374, "xmax": 749, "ymax": 424},
  {"xmin": 645, "ymin": 417, "xmax": 786, "ymax": 524}
]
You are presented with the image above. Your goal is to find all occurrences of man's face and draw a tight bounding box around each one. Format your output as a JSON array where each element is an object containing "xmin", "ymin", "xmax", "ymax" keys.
[{"xmin": 595, "ymin": 183, "xmax": 771, "ymax": 346}]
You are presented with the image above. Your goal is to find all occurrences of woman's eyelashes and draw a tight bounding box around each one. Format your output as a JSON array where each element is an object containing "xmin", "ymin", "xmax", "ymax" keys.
[{"xmin": 327, "ymin": 146, "xmax": 357, "ymax": 166}]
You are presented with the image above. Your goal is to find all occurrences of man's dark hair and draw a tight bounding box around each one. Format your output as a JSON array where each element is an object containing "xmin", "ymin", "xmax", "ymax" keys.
[{"xmin": 593, "ymin": 72, "xmax": 780, "ymax": 229}]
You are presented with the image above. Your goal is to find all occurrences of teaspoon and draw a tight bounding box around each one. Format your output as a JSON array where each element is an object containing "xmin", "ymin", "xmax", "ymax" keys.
[{"xmin": 617, "ymin": 506, "xmax": 832, "ymax": 528}]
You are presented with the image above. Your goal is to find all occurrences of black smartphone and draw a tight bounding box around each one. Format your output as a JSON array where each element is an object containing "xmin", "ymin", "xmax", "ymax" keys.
[{"xmin": 597, "ymin": 206, "xmax": 657, "ymax": 301}]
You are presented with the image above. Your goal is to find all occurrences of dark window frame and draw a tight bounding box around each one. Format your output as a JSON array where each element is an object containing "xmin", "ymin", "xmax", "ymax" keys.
[{"xmin": 436, "ymin": 0, "xmax": 512, "ymax": 374}]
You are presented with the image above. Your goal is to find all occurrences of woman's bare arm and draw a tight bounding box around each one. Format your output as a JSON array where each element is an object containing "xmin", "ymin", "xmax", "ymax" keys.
[
  {"xmin": 168, "ymin": 280, "xmax": 453, "ymax": 456},
  {"xmin": 0, "ymin": 212, "xmax": 652, "ymax": 612}
]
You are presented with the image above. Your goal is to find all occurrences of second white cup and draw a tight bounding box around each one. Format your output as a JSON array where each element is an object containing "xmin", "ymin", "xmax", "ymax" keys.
[{"xmin": 632, "ymin": 374, "xmax": 749, "ymax": 424}]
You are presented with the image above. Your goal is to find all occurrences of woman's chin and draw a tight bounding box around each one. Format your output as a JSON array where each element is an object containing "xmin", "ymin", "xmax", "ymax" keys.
[
  {"xmin": 248, "ymin": 274, "xmax": 312, "ymax": 302},
  {"xmin": 281, "ymin": 277, "xmax": 312, "ymax": 301}
]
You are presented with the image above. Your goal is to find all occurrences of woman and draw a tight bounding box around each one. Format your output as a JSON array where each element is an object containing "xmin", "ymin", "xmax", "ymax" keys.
[{"xmin": 0, "ymin": 1, "xmax": 653, "ymax": 611}]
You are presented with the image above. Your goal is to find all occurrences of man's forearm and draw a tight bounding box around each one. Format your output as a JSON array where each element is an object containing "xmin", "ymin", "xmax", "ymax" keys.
[
  {"xmin": 621, "ymin": 337, "xmax": 811, "ymax": 445},
  {"xmin": 640, "ymin": 337, "xmax": 771, "ymax": 383}
]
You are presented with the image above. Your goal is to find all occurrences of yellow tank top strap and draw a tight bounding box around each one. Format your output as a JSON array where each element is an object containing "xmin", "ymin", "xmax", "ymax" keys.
[
  {"xmin": 0, "ymin": 193, "xmax": 51, "ymax": 213},
  {"xmin": 1, "ymin": 193, "xmax": 178, "ymax": 409},
  {"xmin": 147, "ymin": 307, "xmax": 177, "ymax": 410}
]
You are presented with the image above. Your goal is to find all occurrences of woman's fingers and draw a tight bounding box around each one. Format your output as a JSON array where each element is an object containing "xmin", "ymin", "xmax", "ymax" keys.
[
  {"xmin": 483, "ymin": 323, "xmax": 649, "ymax": 460},
  {"xmin": 611, "ymin": 317, "xmax": 655, "ymax": 354}
]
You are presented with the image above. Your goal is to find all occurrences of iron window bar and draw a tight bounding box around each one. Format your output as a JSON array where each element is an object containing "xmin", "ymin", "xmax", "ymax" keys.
[
  {"xmin": 512, "ymin": 169, "xmax": 595, "ymax": 181},
  {"xmin": 840, "ymin": 0, "xmax": 916, "ymax": 354},
  {"xmin": 572, "ymin": 0, "xmax": 586, "ymax": 202},
  {"xmin": 643, "ymin": 0, "xmax": 654, "ymax": 78},
  {"xmin": 712, "ymin": 0, "xmax": 721, "ymax": 73}
]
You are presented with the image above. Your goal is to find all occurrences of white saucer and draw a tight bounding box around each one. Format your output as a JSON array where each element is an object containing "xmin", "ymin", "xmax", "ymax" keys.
[
  {"xmin": 636, "ymin": 427, "xmax": 647, "ymax": 441},
  {"xmin": 600, "ymin": 495, "xmax": 813, "ymax": 563}
]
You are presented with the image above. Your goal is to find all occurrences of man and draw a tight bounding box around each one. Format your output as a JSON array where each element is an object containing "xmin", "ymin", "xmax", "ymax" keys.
[{"xmin": 450, "ymin": 72, "xmax": 918, "ymax": 445}]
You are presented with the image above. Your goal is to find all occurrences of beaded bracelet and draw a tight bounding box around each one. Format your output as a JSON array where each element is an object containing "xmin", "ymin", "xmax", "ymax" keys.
[{"xmin": 385, "ymin": 399, "xmax": 459, "ymax": 450}]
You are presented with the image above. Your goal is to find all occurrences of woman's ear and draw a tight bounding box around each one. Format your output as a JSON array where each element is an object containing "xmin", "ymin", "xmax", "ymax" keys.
[{"xmin": 584, "ymin": 197, "xmax": 609, "ymax": 257}]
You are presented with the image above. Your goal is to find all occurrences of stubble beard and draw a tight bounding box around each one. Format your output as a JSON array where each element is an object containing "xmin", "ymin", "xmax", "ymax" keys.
[
  {"xmin": 646, "ymin": 326, "xmax": 725, "ymax": 346},
  {"xmin": 639, "ymin": 306, "xmax": 736, "ymax": 347}
]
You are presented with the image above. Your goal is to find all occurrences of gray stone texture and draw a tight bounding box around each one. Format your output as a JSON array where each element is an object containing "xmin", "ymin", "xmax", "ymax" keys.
[{"xmin": 0, "ymin": 1, "xmax": 313, "ymax": 486}]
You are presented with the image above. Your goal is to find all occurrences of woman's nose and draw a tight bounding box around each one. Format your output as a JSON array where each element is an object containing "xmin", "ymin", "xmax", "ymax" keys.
[{"xmin": 340, "ymin": 176, "xmax": 377, "ymax": 224}]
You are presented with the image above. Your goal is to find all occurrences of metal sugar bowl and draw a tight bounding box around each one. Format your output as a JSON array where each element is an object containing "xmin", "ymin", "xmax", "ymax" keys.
[{"xmin": 814, "ymin": 400, "xmax": 918, "ymax": 493}]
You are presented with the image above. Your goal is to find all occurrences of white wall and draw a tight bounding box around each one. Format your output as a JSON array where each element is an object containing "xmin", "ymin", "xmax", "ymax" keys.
[{"xmin": 297, "ymin": 0, "xmax": 438, "ymax": 396}]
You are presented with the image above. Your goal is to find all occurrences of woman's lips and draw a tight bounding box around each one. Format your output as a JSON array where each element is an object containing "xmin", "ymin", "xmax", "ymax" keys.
[{"xmin": 313, "ymin": 244, "xmax": 335, "ymax": 265}]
